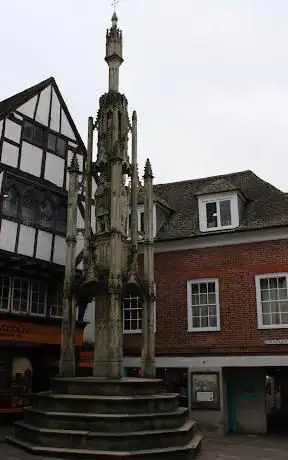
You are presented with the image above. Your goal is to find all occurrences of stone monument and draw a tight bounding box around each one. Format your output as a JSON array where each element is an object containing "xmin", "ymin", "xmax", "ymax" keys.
[{"xmin": 7, "ymin": 11, "xmax": 202, "ymax": 459}]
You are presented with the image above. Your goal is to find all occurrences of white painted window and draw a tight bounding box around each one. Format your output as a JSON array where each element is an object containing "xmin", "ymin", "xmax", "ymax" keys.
[
  {"xmin": 0, "ymin": 276, "xmax": 11, "ymax": 311},
  {"xmin": 128, "ymin": 209, "xmax": 145, "ymax": 235},
  {"xmin": 127, "ymin": 205, "xmax": 157, "ymax": 238},
  {"xmin": 198, "ymin": 193, "xmax": 239, "ymax": 232},
  {"xmin": 49, "ymin": 287, "xmax": 63, "ymax": 318},
  {"xmin": 256, "ymin": 273, "xmax": 288, "ymax": 329},
  {"xmin": 187, "ymin": 279, "xmax": 220, "ymax": 332},
  {"xmin": 11, "ymin": 277, "xmax": 30, "ymax": 314},
  {"xmin": 123, "ymin": 287, "xmax": 156, "ymax": 334},
  {"xmin": 0, "ymin": 275, "xmax": 48, "ymax": 317},
  {"xmin": 30, "ymin": 281, "xmax": 47, "ymax": 317},
  {"xmin": 123, "ymin": 294, "xmax": 142, "ymax": 333}
]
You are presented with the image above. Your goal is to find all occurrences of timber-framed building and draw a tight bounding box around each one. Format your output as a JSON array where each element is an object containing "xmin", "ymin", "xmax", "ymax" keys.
[{"xmin": 0, "ymin": 78, "xmax": 95, "ymax": 416}]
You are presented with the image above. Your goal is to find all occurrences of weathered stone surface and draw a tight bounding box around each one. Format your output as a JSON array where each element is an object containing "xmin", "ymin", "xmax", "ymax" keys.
[
  {"xmin": 7, "ymin": 377, "xmax": 202, "ymax": 459},
  {"xmin": 24, "ymin": 406, "xmax": 189, "ymax": 433},
  {"xmin": 51, "ymin": 377, "xmax": 165, "ymax": 396}
]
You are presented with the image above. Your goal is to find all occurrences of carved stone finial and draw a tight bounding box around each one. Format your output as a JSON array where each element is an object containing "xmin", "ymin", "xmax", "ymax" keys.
[
  {"xmin": 132, "ymin": 110, "xmax": 137, "ymax": 121},
  {"xmin": 144, "ymin": 158, "xmax": 153, "ymax": 179},
  {"xmin": 70, "ymin": 152, "xmax": 79, "ymax": 172},
  {"xmin": 111, "ymin": 11, "xmax": 118, "ymax": 28}
]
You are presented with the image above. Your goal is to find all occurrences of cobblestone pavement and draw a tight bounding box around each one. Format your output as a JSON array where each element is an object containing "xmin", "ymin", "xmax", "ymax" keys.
[
  {"xmin": 2, "ymin": 428, "xmax": 288, "ymax": 459},
  {"xmin": 199, "ymin": 435, "xmax": 288, "ymax": 460}
]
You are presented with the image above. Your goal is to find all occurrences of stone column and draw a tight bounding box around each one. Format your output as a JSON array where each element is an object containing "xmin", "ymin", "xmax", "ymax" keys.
[
  {"xmin": 141, "ymin": 159, "xmax": 156, "ymax": 378},
  {"xmin": 93, "ymin": 295, "xmax": 109, "ymax": 377},
  {"xmin": 59, "ymin": 153, "xmax": 79, "ymax": 377},
  {"xmin": 83, "ymin": 116, "xmax": 93, "ymax": 276},
  {"xmin": 107, "ymin": 109, "xmax": 123, "ymax": 379}
]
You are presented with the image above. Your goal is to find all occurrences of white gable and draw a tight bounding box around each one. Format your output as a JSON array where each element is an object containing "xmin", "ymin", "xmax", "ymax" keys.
[
  {"xmin": 4, "ymin": 119, "xmax": 21, "ymax": 144},
  {"xmin": 14, "ymin": 83, "xmax": 79, "ymax": 143},
  {"xmin": 50, "ymin": 88, "xmax": 61, "ymax": 132},
  {"xmin": 0, "ymin": 171, "xmax": 3, "ymax": 192},
  {"xmin": 35, "ymin": 85, "xmax": 51, "ymax": 126},
  {"xmin": 18, "ymin": 95, "xmax": 38, "ymax": 117},
  {"xmin": 61, "ymin": 109, "xmax": 76, "ymax": 141}
]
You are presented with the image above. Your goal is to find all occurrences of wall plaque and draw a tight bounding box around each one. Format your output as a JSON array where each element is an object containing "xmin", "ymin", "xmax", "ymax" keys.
[{"xmin": 190, "ymin": 372, "xmax": 220, "ymax": 410}]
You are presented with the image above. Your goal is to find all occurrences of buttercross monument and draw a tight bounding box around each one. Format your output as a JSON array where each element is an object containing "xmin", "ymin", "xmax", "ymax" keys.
[
  {"xmin": 8, "ymin": 11, "xmax": 202, "ymax": 458},
  {"xmin": 59, "ymin": 9, "xmax": 156, "ymax": 380}
]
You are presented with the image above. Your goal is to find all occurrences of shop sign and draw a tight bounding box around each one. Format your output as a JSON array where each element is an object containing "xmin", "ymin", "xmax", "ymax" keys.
[{"xmin": 0, "ymin": 320, "xmax": 83, "ymax": 346}]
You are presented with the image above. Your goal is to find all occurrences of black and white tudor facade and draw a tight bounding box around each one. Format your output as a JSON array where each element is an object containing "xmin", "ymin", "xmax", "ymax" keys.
[{"xmin": 0, "ymin": 77, "xmax": 96, "ymax": 331}]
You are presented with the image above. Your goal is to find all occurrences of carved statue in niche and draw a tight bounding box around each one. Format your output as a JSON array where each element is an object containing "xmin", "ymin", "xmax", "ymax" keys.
[{"xmin": 94, "ymin": 173, "xmax": 111, "ymax": 233}]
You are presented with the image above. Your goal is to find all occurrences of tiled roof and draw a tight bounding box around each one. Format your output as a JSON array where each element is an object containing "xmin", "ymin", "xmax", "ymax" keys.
[
  {"xmin": 154, "ymin": 170, "xmax": 288, "ymax": 240},
  {"xmin": 195, "ymin": 178, "xmax": 240, "ymax": 196}
]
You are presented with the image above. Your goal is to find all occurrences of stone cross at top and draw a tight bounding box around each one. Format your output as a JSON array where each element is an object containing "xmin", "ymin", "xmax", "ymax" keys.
[{"xmin": 111, "ymin": 0, "xmax": 119, "ymax": 12}]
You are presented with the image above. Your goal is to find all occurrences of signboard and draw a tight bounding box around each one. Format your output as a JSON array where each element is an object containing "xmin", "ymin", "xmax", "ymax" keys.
[
  {"xmin": 196, "ymin": 391, "xmax": 214, "ymax": 402},
  {"xmin": 191, "ymin": 372, "xmax": 220, "ymax": 410},
  {"xmin": 0, "ymin": 320, "xmax": 83, "ymax": 346},
  {"xmin": 79, "ymin": 351, "xmax": 93, "ymax": 367}
]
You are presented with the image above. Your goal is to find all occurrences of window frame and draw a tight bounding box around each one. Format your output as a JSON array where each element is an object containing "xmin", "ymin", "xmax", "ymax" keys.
[
  {"xmin": 256, "ymin": 273, "xmax": 288, "ymax": 329},
  {"xmin": 127, "ymin": 205, "xmax": 157, "ymax": 239},
  {"xmin": 198, "ymin": 192, "xmax": 239, "ymax": 233},
  {"xmin": 29, "ymin": 280, "xmax": 47, "ymax": 317},
  {"xmin": 10, "ymin": 277, "xmax": 30, "ymax": 315},
  {"xmin": 1, "ymin": 175, "xmax": 67, "ymax": 236},
  {"xmin": 0, "ymin": 275, "xmax": 12, "ymax": 312},
  {"xmin": 187, "ymin": 278, "xmax": 220, "ymax": 332},
  {"xmin": 123, "ymin": 286, "xmax": 157, "ymax": 335},
  {"xmin": 22, "ymin": 120, "xmax": 46, "ymax": 149},
  {"xmin": 22, "ymin": 120, "xmax": 67, "ymax": 159},
  {"xmin": 47, "ymin": 132, "xmax": 67, "ymax": 158},
  {"xmin": 49, "ymin": 286, "xmax": 63, "ymax": 318}
]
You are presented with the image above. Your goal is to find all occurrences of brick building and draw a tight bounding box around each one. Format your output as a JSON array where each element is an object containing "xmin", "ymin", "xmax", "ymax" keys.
[{"xmin": 82, "ymin": 169, "xmax": 288, "ymax": 434}]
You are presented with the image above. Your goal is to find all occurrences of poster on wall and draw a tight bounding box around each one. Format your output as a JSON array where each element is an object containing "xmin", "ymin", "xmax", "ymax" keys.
[{"xmin": 190, "ymin": 372, "xmax": 220, "ymax": 410}]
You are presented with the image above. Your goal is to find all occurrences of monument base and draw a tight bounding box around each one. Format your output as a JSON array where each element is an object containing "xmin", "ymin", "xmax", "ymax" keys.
[{"xmin": 7, "ymin": 377, "xmax": 202, "ymax": 459}]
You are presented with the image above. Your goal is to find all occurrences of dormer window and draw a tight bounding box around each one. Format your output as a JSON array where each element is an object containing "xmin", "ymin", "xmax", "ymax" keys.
[
  {"xmin": 206, "ymin": 199, "xmax": 231, "ymax": 229},
  {"xmin": 198, "ymin": 192, "xmax": 239, "ymax": 232}
]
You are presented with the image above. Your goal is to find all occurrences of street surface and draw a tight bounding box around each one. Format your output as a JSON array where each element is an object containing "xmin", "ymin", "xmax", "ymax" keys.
[{"xmin": 1, "ymin": 427, "xmax": 288, "ymax": 459}]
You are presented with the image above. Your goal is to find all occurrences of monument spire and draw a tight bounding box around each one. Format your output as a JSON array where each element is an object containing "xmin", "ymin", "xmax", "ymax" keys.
[{"xmin": 105, "ymin": 3, "xmax": 123, "ymax": 92}]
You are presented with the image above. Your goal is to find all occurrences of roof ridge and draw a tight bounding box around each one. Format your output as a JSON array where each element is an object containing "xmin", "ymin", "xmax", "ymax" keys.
[{"xmin": 154, "ymin": 170, "xmax": 253, "ymax": 188}]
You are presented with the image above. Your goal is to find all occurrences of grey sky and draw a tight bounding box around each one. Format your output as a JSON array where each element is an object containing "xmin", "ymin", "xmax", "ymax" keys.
[{"xmin": 2, "ymin": 1, "xmax": 288, "ymax": 190}]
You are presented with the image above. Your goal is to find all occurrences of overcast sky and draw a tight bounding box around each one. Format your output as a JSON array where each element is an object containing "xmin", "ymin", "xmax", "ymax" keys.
[{"xmin": 2, "ymin": 0, "xmax": 288, "ymax": 190}]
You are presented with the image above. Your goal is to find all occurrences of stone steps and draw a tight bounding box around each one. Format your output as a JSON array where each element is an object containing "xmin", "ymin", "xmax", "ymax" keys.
[
  {"xmin": 51, "ymin": 377, "xmax": 166, "ymax": 396},
  {"xmin": 24, "ymin": 406, "xmax": 188, "ymax": 432},
  {"xmin": 14, "ymin": 419, "xmax": 196, "ymax": 451},
  {"xmin": 6, "ymin": 434, "xmax": 203, "ymax": 459},
  {"xmin": 33, "ymin": 391, "xmax": 179, "ymax": 414},
  {"xmin": 7, "ymin": 377, "xmax": 202, "ymax": 458}
]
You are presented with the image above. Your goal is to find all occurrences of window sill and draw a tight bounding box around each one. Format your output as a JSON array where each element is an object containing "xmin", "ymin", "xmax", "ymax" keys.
[
  {"xmin": 258, "ymin": 324, "xmax": 288, "ymax": 329},
  {"xmin": 200, "ymin": 225, "xmax": 237, "ymax": 233},
  {"xmin": 188, "ymin": 327, "xmax": 220, "ymax": 332},
  {"xmin": 123, "ymin": 330, "xmax": 142, "ymax": 335}
]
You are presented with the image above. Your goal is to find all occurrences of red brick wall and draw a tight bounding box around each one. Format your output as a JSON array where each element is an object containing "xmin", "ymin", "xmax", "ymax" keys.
[{"xmin": 124, "ymin": 238, "xmax": 288, "ymax": 356}]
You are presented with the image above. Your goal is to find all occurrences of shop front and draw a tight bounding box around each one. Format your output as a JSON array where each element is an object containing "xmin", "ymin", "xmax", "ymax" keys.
[{"xmin": 0, "ymin": 318, "xmax": 84, "ymax": 420}]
